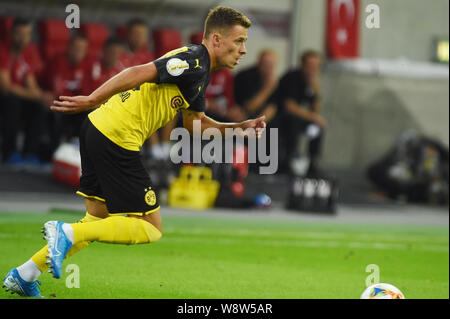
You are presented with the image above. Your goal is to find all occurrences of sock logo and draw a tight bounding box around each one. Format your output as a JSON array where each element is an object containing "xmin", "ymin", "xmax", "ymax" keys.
[{"xmin": 144, "ymin": 188, "xmax": 157, "ymax": 206}]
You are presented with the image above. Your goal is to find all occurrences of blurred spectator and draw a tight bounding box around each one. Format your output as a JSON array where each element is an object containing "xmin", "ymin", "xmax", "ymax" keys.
[
  {"xmin": 90, "ymin": 37, "xmax": 126, "ymax": 91},
  {"xmin": 277, "ymin": 50, "xmax": 326, "ymax": 176},
  {"xmin": 118, "ymin": 18, "xmax": 169, "ymax": 162},
  {"xmin": 51, "ymin": 33, "xmax": 91, "ymax": 97},
  {"xmin": 48, "ymin": 33, "xmax": 93, "ymax": 148},
  {"xmin": 205, "ymin": 67, "xmax": 246, "ymax": 122},
  {"xmin": 120, "ymin": 18, "xmax": 155, "ymax": 67},
  {"xmin": 234, "ymin": 49, "xmax": 280, "ymax": 174},
  {"xmin": 0, "ymin": 18, "xmax": 53, "ymax": 168},
  {"xmin": 234, "ymin": 49, "xmax": 279, "ymax": 122}
]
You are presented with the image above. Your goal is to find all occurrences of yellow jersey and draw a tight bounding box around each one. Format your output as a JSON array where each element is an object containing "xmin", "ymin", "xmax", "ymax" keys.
[{"xmin": 88, "ymin": 44, "xmax": 210, "ymax": 151}]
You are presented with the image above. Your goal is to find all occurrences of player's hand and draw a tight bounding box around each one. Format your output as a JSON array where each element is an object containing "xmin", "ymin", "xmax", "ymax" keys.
[
  {"xmin": 262, "ymin": 74, "xmax": 278, "ymax": 92},
  {"xmin": 50, "ymin": 95, "xmax": 97, "ymax": 114},
  {"xmin": 312, "ymin": 113, "xmax": 327, "ymax": 129},
  {"xmin": 238, "ymin": 115, "xmax": 267, "ymax": 138}
]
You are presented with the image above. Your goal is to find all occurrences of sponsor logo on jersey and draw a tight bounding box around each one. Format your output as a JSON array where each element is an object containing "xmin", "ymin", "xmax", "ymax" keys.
[{"xmin": 170, "ymin": 95, "xmax": 185, "ymax": 110}]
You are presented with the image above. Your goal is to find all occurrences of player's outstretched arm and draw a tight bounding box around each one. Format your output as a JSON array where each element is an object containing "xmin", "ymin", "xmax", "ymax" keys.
[
  {"xmin": 50, "ymin": 62, "xmax": 159, "ymax": 114},
  {"xmin": 182, "ymin": 110, "xmax": 266, "ymax": 138}
]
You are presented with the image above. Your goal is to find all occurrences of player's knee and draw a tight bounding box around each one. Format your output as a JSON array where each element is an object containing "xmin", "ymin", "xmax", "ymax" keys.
[
  {"xmin": 142, "ymin": 219, "xmax": 162, "ymax": 243},
  {"xmin": 151, "ymin": 227, "xmax": 162, "ymax": 243},
  {"xmin": 127, "ymin": 212, "xmax": 162, "ymax": 243}
]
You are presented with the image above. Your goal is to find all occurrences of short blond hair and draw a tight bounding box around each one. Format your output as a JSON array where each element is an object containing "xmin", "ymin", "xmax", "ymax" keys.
[{"xmin": 204, "ymin": 6, "xmax": 251, "ymax": 39}]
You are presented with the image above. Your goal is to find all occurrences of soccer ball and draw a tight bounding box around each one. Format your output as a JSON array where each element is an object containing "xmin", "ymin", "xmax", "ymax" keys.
[{"xmin": 360, "ymin": 283, "xmax": 405, "ymax": 299}]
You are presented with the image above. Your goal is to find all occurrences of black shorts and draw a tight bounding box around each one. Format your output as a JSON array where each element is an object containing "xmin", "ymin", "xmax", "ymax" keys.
[{"xmin": 77, "ymin": 118, "xmax": 159, "ymax": 215}]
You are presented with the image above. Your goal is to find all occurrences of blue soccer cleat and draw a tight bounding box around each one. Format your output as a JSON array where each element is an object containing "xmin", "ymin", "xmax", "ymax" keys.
[
  {"xmin": 2, "ymin": 268, "xmax": 43, "ymax": 298},
  {"xmin": 42, "ymin": 221, "xmax": 73, "ymax": 279}
]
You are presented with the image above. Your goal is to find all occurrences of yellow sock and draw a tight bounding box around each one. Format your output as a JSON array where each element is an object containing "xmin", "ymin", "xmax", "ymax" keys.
[
  {"xmin": 71, "ymin": 216, "xmax": 162, "ymax": 245},
  {"xmin": 31, "ymin": 246, "xmax": 51, "ymax": 273},
  {"xmin": 31, "ymin": 212, "xmax": 102, "ymax": 272}
]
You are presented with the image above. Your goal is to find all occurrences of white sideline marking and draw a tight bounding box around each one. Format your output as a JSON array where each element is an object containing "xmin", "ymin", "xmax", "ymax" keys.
[
  {"xmin": 165, "ymin": 236, "xmax": 449, "ymax": 253},
  {"xmin": 165, "ymin": 227, "xmax": 449, "ymax": 244}
]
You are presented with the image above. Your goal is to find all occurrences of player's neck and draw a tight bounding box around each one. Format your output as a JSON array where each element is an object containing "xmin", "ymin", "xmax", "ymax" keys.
[{"xmin": 202, "ymin": 41, "xmax": 217, "ymax": 71}]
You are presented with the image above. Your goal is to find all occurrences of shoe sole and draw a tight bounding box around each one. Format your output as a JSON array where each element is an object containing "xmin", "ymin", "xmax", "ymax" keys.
[
  {"xmin": 42, "ymin": 221, "xmax": 62, "ymax": 279},
  {"xmin": 2, "ymin": 276, "xmax": 24, "ymax": 296}
]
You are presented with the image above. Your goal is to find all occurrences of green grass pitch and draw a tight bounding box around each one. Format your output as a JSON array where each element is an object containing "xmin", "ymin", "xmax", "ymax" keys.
[{"xmin": 0, "ymin": 210, "xmax": 448, "ymax": 299}]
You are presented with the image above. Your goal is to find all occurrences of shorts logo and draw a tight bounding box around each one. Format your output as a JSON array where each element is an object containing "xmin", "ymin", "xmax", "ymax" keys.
[
  {"xmin": 170, "ymin": 95, "xmax": 184, "ymax": 110},
  {"xmin": 144, "ymin": 188, "xmax": 157, "ymax": 206},
  {"xmin": 166, "ymin": 58, "xmax": 189, "ymax": 76}
]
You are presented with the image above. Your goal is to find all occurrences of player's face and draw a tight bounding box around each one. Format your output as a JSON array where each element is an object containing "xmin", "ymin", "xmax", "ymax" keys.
[
  {"xmin": 217, "ymin": 25, "xmax": 248, "ymax": 69},
  {"xmin": 11, "ymin": 25, "xmax": 32, "ymax": 51}
]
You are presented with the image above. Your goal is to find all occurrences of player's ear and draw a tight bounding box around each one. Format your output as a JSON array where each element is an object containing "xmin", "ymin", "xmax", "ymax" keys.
[{"xmin": 212, "ymin": 32, "xmax": 221, "ymax": 48}]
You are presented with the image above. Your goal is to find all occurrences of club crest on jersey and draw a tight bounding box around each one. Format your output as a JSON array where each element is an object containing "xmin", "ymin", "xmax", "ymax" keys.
[
  {"xmin": 166, "ymin": 58, "xmax": 189, "ymax": 76},
  {"xmin": 144, "ymin": 187, "xmax": 157, "ymax": 206}
]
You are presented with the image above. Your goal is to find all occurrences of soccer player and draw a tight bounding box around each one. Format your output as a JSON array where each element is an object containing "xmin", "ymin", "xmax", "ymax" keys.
[{"xmin": 3, "ymin": 6, "xmax": 265, "ymax": 298}]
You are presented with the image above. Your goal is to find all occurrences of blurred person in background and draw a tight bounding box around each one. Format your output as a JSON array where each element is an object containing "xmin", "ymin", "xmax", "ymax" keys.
[
  {"xmin": 120, "ymin": 18, "xmax": 155, "ymax": 67},
  {"xmin": 205, "ymin": 67, "xmax": 246, "ymax": 122},
  {"xmin": 0, "ymin": 17, "xmax": 53, "ymax": 169},
  {"xmin": 234, "ymin": 49, "xmax": 279, "ymax": 123},
  {"xmin": 120, "ymin": 18, "xmax": 177, "ymax": 164},
  {"xmin": 234, "ymin": 49, "xmax": 279, "ymax": 174},
  {"xmin": 277, "ymin": 50, "xmax": 326, "ymax": 176},
  {"xmin": 48, "ymin": 33, "xmax": 93, "ymax": 151},
  {"xmin": 90, "ymin": 37, "xmax": 126, "ymax": 92},
  {"xmin": 205, "ymin": 69, "xmax": 247, "ymax": 122}
]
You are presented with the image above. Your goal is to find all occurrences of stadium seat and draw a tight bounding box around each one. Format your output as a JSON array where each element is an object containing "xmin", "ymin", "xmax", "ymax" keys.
[
  {"xmin": 38, "ymin": 19, "xmax": 70, "ymax": 62},
  {"xmin": 189, "ymin": 31, "xmax": 203, "ymax": 45},
  {"xmin": 0, "ymin": 16, "xmax": 14, "ymax": 45},
  {"xmin": 80, "ymin": 23, "xmax": 109, "ymax": 60},
  {"xmin": 152, "ymin": 28, "xmax": 183, "ymax": 57}
]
